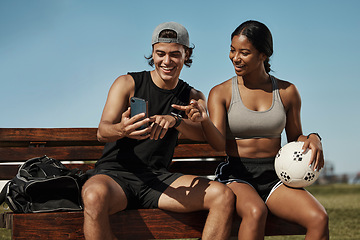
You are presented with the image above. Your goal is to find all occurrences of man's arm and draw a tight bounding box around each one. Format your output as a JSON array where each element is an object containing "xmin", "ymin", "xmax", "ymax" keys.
[{"xmin": 97, "ymin": 74, "xmax": 151, "ymax": 142}]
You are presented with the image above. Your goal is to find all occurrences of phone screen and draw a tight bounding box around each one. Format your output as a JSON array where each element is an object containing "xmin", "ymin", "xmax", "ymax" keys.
[{"xmin": 130, "ymin": 97, "xmax": 148, "ymax": 130}]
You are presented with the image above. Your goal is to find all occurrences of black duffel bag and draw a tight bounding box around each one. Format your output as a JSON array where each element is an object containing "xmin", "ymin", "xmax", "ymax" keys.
[{"xmin": 0, "ymin": 155, "xmax": 86, "ymax": 213}]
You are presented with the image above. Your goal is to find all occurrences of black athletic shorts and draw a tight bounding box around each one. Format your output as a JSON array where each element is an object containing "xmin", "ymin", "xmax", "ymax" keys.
[
  {"xmin": 87, "ymin": 162, "xmax": 183, "ymax": 209},
  {"xmin": 215, "ymin": 156, "xmax": 282, "ymax": 202}
]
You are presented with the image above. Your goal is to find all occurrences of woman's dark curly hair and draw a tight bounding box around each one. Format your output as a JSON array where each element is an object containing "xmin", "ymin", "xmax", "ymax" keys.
[
  {"xmin": 231, "ymin": 20, "xmax": 273, "ymax": 73},
  {"xmin": 145, "ymin": 29, "xmax": 194, "ymax": 68}
]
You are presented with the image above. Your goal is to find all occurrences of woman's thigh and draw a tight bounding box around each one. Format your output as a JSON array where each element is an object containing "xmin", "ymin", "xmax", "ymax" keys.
[{"xmin": 266, "ymin": 184, "xmax": 326, "ymax": 226}]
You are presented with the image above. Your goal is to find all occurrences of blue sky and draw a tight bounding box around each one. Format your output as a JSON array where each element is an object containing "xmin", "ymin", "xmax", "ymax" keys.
[{"xmin": 1, "ymin": 0, "xmax": 359, "ymax": 175}]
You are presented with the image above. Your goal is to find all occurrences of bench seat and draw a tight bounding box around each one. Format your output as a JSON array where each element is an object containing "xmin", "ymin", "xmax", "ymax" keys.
[{"xmin": 0, "ymin": 128, "xmax": 306, "ymax": 239}]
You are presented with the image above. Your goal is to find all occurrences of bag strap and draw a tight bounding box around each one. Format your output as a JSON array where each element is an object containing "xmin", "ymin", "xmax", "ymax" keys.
[
  {"xmin": 20, "ymin": 156, "xmax": 71, "ymax": 178},
  {"xmin": 37, "ymin": 162, "xmax": 67, "ymax": 176},
  {"xmin": 0, "ymin": 181, "xmax": 10, "ymax": 204}
]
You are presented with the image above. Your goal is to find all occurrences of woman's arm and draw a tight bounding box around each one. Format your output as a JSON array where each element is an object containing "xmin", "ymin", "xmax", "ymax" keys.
[
  {"xmin": 282, "ymin": 81, "xmax": 324, "ymax": 170},
  {"xmin": 203, "ymin": 85, "xmax": 228, "ymax": 151},
  {"xmin": 171, "ymin": 88, "xmax": 208, "ymax": 141},
  {"xmin": 173, "ymin": 84, "xmax": 228, "ymax": 150}
]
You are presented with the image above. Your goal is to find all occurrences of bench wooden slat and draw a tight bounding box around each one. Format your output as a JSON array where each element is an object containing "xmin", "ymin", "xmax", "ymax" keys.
[
  {"xmin": 0, "ymin": 165, "xmax": 20, "ymax": 180},
  {"xmin": 0, "ymin": 144, "xmax": 224, "ymax": 161},
  {"xmin": 265, "ymin": 213, "xmax": 307, "ymax": 236},
  {"xmin": 2, "ymin": 211, "xmax": 206, "ymax": 239},
  {"xmin": 174, "ymin": 143, "xmax": 226, "ymax": 158},
  {"xmin": 0, "ymin": 146, "xmax": 104, "ymax": 162},
  {"xmin": 0, "ymin": 164, "xmax": 98, "ymax": 181},
  {"xmin": 2, "ymin": 210, "xmax": 305, "ymax": 239},
  {"xmin": 0, "ymin": 161, "xmax": 222, "ymax": 180},
  {"xmin": 0, "ymin": 128, "xmax": 98, "ymax": 142},
  {"xmin": 0, "ymin": 128, "xmax": 196, "ymax": 143}
]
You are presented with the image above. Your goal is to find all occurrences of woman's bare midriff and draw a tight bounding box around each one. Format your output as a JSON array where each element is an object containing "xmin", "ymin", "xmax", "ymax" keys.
[{"xmin": 226, "ymin": 137, "xmax": 282, "ymax": 158}]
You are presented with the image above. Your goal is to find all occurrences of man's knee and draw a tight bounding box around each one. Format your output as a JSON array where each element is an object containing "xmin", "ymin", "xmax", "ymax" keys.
[
  {"xmin": 82, "ymin": 182, "xmax": 110, "ymax": 213},
  {"xmin": 82, "ymin": 175, "xmax": 128, "ymax": 216},
  {"xmin": 82, "ymin": 175, "xmax": 120, "ymax": 215}
]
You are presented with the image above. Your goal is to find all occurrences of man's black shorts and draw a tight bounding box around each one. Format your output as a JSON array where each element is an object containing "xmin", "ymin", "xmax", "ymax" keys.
[{"xmin": 87, "ymin": 162, "xmax": 183, "ymax": 209}]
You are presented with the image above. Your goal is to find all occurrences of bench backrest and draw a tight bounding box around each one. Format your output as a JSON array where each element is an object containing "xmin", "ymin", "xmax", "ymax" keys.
[{"xmin": 0, "ymin": 128, "xmax": 226, "ymax": 180}]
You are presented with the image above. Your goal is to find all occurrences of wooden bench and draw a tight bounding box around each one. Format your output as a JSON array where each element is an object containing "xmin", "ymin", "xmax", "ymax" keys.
[{"xmin": 0, "ymin": 128, "xmax": 306, "ymax": 239}]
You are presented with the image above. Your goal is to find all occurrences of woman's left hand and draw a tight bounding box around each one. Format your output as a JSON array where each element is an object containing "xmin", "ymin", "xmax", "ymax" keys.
[
  {"xmin": 302, "ymin": 134, "xmax": 324, "ymax": 171},
  {"xmin": 172, "ymin": 99, "xmax": 208, "ymax": 122}
]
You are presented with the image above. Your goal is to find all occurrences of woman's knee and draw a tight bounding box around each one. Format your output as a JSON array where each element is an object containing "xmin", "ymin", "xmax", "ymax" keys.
[
  {"xmin": 238, "ymin": 201, "xmax": 268, "ymax": 222},
  {"xmin": 307, "ymin": 207, "xmax": 329, "ymax": 230},
  {"xmin": 218, "ymin": 184, "xmax": 236, "ymax": 205},
  {"xmin": 208, "ymin": 182, "xmax": 235, "ymax": 210}
]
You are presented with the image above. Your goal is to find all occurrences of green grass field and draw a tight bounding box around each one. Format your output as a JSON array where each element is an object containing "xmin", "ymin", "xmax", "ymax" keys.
[{"xmin": 1, "ymin": 184, "xmax": 359, "ymax": 240}]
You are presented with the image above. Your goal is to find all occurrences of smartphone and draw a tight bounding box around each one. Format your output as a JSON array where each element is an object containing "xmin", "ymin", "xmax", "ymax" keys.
[{"xmin": 130, "ymin": 97, "xmax": 148, "ymax": 130}]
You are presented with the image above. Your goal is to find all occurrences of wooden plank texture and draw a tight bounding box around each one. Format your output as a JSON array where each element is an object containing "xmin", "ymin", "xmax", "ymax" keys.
[
  {"xmin": 0, "ymin": 144, "xmax": 224, "ymax": 161},
  {"xmin": 6, "ymin": 210, "xmax": 206, "ymax": 239},
  {"xmin": 265, "ymin": 213, "xmax": 306, "ymax": 236},
  {"xmin": 0, "ymin": 128, "xmax": 98, "ymax": 142},
  {"xmin": 0, "ymin": 160, "xmax": 222, "ymax": 180},
  {"xmin": 4, "ymin": 209, "xmax": 305, "ymax": 239},
  {"xmin": 0, "ymin": 146, "xmax": 104, "ymax": 162}
]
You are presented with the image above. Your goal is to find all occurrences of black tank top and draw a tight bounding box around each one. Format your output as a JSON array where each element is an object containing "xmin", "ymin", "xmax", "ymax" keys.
[{"xmin": 96, "ymin": 71, "xmax": 192, "ymax": 172}]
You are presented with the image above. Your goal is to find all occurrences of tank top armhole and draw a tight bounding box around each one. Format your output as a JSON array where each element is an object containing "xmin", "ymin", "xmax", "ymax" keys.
[
  {"xmin": 228, "ymin": 76, "xmax": 240, "ymax": 113},
  {"xmin": 128, "ymin": 71, "xmax": 148, "ymax": 97},
  {"xmin": 270, "ymin": 75, "xmax": 280, "ymax": 100},
  {"xmin": 270, "ymin": 75, "xmax": 286, "ymax": 112},
  {"xmin": 231, "ymin": 76, "xmax": 241, "ymax": 101}
]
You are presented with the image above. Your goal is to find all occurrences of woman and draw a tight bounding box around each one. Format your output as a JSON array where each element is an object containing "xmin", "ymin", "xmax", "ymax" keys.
[{"xmin": 174, "ymin": 20, "xmax": 329, "ymax": 239}]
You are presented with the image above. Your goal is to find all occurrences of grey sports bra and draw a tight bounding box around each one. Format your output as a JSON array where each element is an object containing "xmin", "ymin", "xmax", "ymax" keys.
[{"xmin": 226, "ymin": 75, "xmax": 286, "ymax": 140}]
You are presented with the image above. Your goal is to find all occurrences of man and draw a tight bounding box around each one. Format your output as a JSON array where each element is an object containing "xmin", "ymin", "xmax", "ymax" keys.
[{"xmin": 81, "ymin": 22, "xmax": 234, "ymax": 240}]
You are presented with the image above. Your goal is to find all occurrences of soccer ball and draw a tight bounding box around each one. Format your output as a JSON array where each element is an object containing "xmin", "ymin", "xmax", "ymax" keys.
[{"xmin": 275, "ymin": 141, "xmax": 320, "ymax": 188}]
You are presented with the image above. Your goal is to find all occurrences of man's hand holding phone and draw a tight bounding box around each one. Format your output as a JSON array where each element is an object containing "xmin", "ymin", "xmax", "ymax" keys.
[
  {"xmin": 129, "ymin": 97, "xmax": 186, "ymax": 140},
  {"xmin": 118, "ymin": 107, "xmax": 151, "ymax": 140},
  {"xmin": 115, "ymin": 97, "xmax": 150, "ymax": 140}
]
